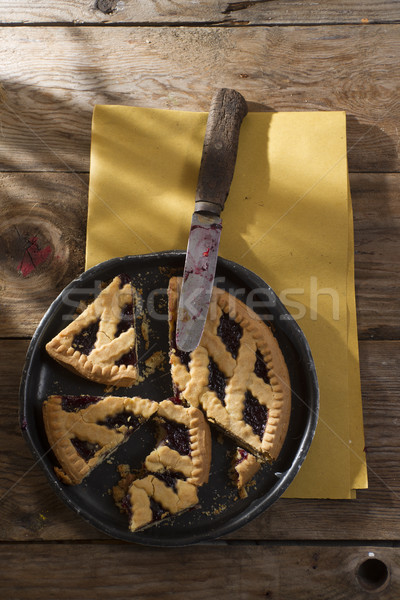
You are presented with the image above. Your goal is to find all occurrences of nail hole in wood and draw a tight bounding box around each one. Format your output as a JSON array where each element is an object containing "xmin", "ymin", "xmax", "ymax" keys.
[{"xmin": 356, "ymin": 558, "xmax": 389, "ymax": 592}]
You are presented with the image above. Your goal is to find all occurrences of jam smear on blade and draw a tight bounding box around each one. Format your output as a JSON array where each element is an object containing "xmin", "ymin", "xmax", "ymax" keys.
[
  {"xmin": 72, "ymin": 320, "xmax": 100, "ymax": 355},
  {"xmin": 71, "ymin": 438, "xmax": 101, "ymax": 461},
  {"xmin": 217, "ymin": 312, "xmax": 242, "ymax": 359},
  {"xmin": 208, "ymin": 358, "xmax": 227, "ymax": 405},
  {"xmin": 254, "ymin": 349, "xmax": 270, "ymax": 384},
  {"xmin": 243, "ymin": 391, "xmax": 268, "ymax": 440},
  {"xmin": 61, "ymin": 395, "xmax": 100, "ymax": 412},
  {"xmin": 163, "ymin": 420, "xmax": 191, "ymax": 456}
]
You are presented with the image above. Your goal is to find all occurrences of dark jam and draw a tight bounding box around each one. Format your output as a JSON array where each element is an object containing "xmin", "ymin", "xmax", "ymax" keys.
[
  {"xmin": 115, "ymin": 302, "xmax": 133, "ymax": 337},
  {"xmin": 171, "ymin": 326, "xmax": 191, "ymax": 370},
  {"xmin": 243, "ymin": 391, "xmax": 268, "ymax": 440},
  {"xmin": 169, "ymin": 393, "xmax": 183, "ymax": 406},
  {"xmin": 208, "ymin": 358, "xmax": 227, "ymax": 405},
  {"xmin": 121, "ymin": 493, "xmax": 132, "ymax": 516},
  {"xmin": 153, "ymin": 470, "xmax": 184, "ymax": 493},
  {"xmin": 61, "ymin": 395, "xmax": 101, "ymax": 412},
  {"xmin": 71, "ymin": 438, "xmax": 100, "ymax": 461},
  {"xmin": 149, "ymin": 497, "xmax": 166, "ymax": 521},
  {"xmin": 254, "ymin": 349, "xmax": 270, "ymax": 385},
  {"xmin": 97, "ymin": 412, "xmax": 140, "ymax": 432},
  {"xmin": 71, "ymin": 320, "xmax": 100, "ymax": 355},
  {"xmin": 163, "ymin": 420, "xmax": 191, "ymax": 456},
  {"xmin": 115, "ymin": 346, "xmax": 137, "ymax": 367},
  {"xmin": 176, "ymin": 348, "xmax": 191, "ymax": 370},
  {"xmin": 236, "ymin": 449, "xmax": 249, "ymax": 465},
  {"xmin": 217, "ymin": 311, "xmax": 242, "ymax": 359},
  {"xmin": 117, "ymin": 273, "xmax": 131, "ymax": 288}
]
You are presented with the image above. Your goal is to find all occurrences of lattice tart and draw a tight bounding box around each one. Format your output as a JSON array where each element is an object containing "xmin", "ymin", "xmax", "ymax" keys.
[
  {"xmin": 113, "ymin": 399, "xmax": 212, "ymax": 532},
  {"xmin": 46, "ymin": 274, "xmax": 139, "ymax": 387},
  {"xmin": 43, "ymin": 394, "xmax": 157, "ymax": 485},
  {"xmin": 168, "ymin": 276, "xmax": 291, "ymax": 462}
]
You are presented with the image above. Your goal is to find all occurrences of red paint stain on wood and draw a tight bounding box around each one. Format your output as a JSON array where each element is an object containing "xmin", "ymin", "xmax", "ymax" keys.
[{"xmin": 18, "ymin": 236, "xmax": 52, "ymax": 277}]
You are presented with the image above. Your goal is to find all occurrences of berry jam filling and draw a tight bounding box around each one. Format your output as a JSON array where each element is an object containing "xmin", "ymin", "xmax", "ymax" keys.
[
  {"xmin": 235, "ymin": 448, "xmax": 249, "ymax": 466},
  {"xmin": 153, "ymin": 470, "xmax": 184, "ymax": 493},
  {"xmin": 163, "ymin": 420, "xmax": 191, "ymax": 456},
  {"xmin": 169, "ymin": 393, "xmax": 183, "ymax": 406},
  {"xmin": 115, "ymin": 302, "xmax": 134, "ymax": 337},
  {"xmin": 72, "ymin": 319, "xmax": 100, "ymax": 355},
  {"xmin": 97, "ymin": 412, "xmax": 140, "ymax": 432},
  {"xmin": 254, "ymin": 349, "xmax": 270, "ymax": 385},
  {"xmin": 150, "ymin": 497, "xmax": 166, "ymax": 521},
  {"xmin": 61, "ymin": 395, "xmax": 101, "ymax": 412},
  {"xmin": 176, "ymin": 348, "xmax": 191, "ymax": 370},
  {"xmin": 208, "ymin": 358, "xmax": 227, "ymax": 405},
  {"xmin": 71, "ymin": 438, "xmax": 101, "ymax": 461},
  {"xmin": 121, "ymin": 493, "xmax": 132, "ymax": 516},
  {"xmin": 115, "ymin": 346, "xmax": 137, "ymax": 367},
  {"xmin": 243, "ymin": 391, "xmax": 268, "ymax": 440},
  {"xmin": 170, "ymin": 326, "xmax": 191, "ymax": 370},
  {"xmin": 217, "ymin": 311, "xmax": 242, "ymax": 359},
  {"xmin": 117, "ymin": 273, "xmax": 132, "ymax": 288}
]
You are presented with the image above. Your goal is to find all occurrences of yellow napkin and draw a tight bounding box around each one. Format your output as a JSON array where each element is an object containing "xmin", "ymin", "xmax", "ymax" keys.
[{"xmin": 85, "ymin": 105, "xmax": 368, "ymax": 499}]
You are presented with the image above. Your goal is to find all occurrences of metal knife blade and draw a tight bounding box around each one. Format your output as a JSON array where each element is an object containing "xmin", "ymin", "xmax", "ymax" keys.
[
  {"xmin": 176, "ymin": 88, "xmax": 248, "ymax": 352},
  {"xmin": 176, "ymin": 213, "xmax": 222, "ymax": 352}
]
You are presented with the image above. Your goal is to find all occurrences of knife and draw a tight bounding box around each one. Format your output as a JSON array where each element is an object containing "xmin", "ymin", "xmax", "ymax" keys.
[{"xmin": 176, "ymin": 88, "xmax": 248, "ymax": 352}]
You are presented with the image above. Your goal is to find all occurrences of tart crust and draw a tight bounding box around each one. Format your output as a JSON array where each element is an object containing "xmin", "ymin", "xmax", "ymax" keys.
[
  {"xmin": 43, "ymin": 394, "xmax": 157, "ymax": 485},
  {"xmin": 46, "ymin": 275, "xmax": 139, "ymax": 387},
  {"xmin": 168, "ymin": 276, "xmax": 291, "ymax": 461},
  {"xmin": 233, "ymin": 448, "xmax": 261, "ymax": 497}
]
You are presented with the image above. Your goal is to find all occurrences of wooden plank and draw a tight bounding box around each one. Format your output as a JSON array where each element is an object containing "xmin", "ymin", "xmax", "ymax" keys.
[
  {"xmin": 0, "ymin": 542, "xmax": 398, "ymax": 599},
  {"xmin": 352, "ymin": 173, "xmax": 400, "ymax": 340},
  {"xmin": 0, "ymin": 1, "xmax": 399, "ymax": 25},
  {"xmin": 0, "ymin": 173, "xmax": 87, "ymax": 338},
  {"xmin": 0, "ymin": 26, "xmax": 399, "ymax": 172},
  {"xmin": 1, "ymin": 172, "xmax": 399, "ymax": 339},
  {"xmin": 2, "ymin": 339, "xmax": 400, "ymax": 542}
]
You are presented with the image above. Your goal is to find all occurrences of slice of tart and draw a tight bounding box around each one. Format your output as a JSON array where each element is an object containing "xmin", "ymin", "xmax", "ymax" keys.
[
  {"xmin": 232, "ymin": 448, "xmax": 261, "ymax": 498},
  {"xmin": 46, "ymin": 274, "xmax": 139, "ymax": 387},
  {"xmin": 168, "ymin": 276, "xmax": 291, "ymax": 462},
  {"xmin": 43, "ymin": 394, "xmax": 158, "ymax": 485},
  {"xmin": 113, "ymin": 399, "xmax": 211, "ymax": 532}
]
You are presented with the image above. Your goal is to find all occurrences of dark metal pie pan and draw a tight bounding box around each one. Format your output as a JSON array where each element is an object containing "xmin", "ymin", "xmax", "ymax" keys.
[{"xmin": 20, "ymin": 251, "xmax": 319, "ymax": 546}]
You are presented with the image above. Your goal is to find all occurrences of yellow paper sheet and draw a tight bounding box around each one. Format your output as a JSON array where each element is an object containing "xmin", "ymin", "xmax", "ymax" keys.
[{"xmin": 85, "ymin": 105, "xmax": 368, "ymax": 498}]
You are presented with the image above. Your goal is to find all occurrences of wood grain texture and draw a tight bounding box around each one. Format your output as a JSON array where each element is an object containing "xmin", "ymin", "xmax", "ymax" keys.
[
  {"xmin": 0, "ymin": 26, "xmax": 399, "ymax": 172},
  {"xmin": 2, "ymin": 339, "xmax": 400, "ymax": 542},
  {"xmin": 1, "ymin": 172, "xmax": 398, "ymax": 339},
  {"xmin": 0, "ymin": 173, "xmax": 87, "ymax": 338},
  {"xmin": 0, "ymin": 0, "xmax": 399, "ymax": 25},
  {"xmin": 0, "ymin": 543, "xmax": 399, "ymax": 599}
]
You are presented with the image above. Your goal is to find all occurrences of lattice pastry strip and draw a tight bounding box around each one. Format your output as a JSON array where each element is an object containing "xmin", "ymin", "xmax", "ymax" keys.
[
  {"xmin": 46, "ymin": 274, "xmax": 139, "ymax": 387},
  {"xmin": 168, "ymin": 276, "xmax": 291, "ymax": 461},
  {"xmin": 43, "ymin": 394, "xmax": 157, "ymax": 485}
]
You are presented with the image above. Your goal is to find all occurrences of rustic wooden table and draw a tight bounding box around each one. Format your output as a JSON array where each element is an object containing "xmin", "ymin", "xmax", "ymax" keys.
[{"xmin": 1, "ymin": 2, "xmax": 399, "ymax": 598}]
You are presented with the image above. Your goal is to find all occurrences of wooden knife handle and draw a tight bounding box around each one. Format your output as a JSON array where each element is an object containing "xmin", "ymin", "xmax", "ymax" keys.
[{"xmin": 194, "ymin": 88, "xmax": 248, "ymax": 216}]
